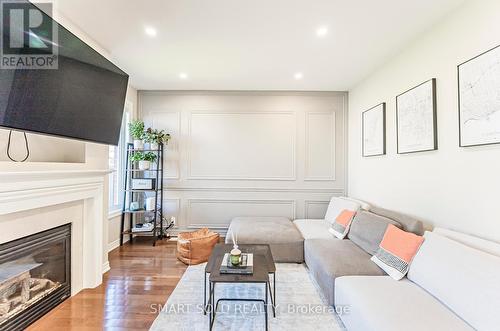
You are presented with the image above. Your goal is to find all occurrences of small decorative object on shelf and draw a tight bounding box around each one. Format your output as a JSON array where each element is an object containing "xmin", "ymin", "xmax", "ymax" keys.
[
  {"xmin": 131, "ymin": 178, "xmax": 155, "ymax": 190},
  {"xmin": 120, "ymin": 142, "xmax": 165, "ymax": 246},
  {"xmin": 132, "ymin": 222, "xmax": 154, "ymax": 233},
  {"xmin": 129, "ymin": 120, "xmax": 145, "ymax": 150},
  {"xmin": 145, "ymin": 197, "xmax": 156, "ymax": 211},
  {"xmin": 129, "ymin": 201, "xmax": 140, "ymax": 211}
]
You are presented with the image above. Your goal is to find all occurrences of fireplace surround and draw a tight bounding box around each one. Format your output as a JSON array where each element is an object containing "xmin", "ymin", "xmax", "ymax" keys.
[
  {"xmin": 0, "ymin": 169, "xmax": 109, "ymax": 328},
  {"xmin": 0, "ymin": 224, "xmax": 71, "ymax": 330}
]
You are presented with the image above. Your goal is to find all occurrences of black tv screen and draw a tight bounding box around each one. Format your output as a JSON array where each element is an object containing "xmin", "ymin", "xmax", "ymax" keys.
[{"xmin": 0, "ymin": 1, "xmax": 129, "ymax": 145}]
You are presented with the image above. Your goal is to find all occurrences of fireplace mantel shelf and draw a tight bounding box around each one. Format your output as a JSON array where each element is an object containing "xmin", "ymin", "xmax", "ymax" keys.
[
  {"xmin": 0, "ymin": 169, "xmax": 111, "ymax": 183},
  {"xmin": 0, "ymin": 169, "xmax": 110, "ymax": 215}
]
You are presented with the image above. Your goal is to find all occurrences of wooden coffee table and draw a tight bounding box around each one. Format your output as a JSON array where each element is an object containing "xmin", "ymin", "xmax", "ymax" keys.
[{"xmin": 204, "ymin": 244, "xmax": 276, "ymax": 331}]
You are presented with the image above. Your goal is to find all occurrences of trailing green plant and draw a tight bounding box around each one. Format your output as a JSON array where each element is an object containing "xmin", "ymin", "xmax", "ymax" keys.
[
  {"xmin": 143, "ymin": 128, "xmax": 155, "ymax": 143},
  {"xmin": 129, "ymin": 120, "xmax": 145, "ymax": 140},
  {"xmin": 144, "ymin": 127, "xmax": 171, "ymax": 144},
  {"xmin": 143, "ymin": 152, "xmax": 157, "ymax": 162},
  {"xmin": 160, "ymin": 132, "xmax": 171, "ymax": 145}
]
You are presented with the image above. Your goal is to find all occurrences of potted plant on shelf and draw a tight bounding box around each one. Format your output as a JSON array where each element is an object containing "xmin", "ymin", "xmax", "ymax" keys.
[
  {"xmin": 144, "ymin": 128, "xmax": 171, "ymax": 150},
  {"xmin": 129, "ymin": 120, "xmax": 145, "ymax": 149},
  {"xmin": 131, "ymin": 151, "xmax": 157, "ymax": 170}
]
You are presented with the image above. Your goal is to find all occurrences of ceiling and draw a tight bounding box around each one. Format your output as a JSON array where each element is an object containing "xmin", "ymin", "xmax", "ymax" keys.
[{"xmin": 56, "ymin": 0, "xmax": 466, "ymax": 91}]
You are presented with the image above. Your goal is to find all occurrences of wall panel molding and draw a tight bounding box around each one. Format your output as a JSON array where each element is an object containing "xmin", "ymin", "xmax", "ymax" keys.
[
  {"xmin": 149, "ymin": 111, "xmax": 181, "ymax": 179},
  {"xmin": 304, "ymin": 110, "xmax": 336, "ymax": 181},
  {"xmin": 304, "ymin": 200, "xmax": 330, "ymax": 219},
  {"xmin": 187, "ymin": 110, "xmax": 297, "ymax": 180},
  {"xmin": 165, "ymin": 186, "xmax": 344, "ymax": 194},
  {"xmin": 139, "ymin": 92, "xmax": 348, "ymax": 232}
]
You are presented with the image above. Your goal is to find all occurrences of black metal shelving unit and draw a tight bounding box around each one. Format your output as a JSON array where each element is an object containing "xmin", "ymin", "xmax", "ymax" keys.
[{"xmin": 120, "ymin": 143, "xmax": 164, "ymax": 246}]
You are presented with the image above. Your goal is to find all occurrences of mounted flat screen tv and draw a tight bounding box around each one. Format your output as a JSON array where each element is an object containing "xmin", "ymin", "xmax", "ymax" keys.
[{"xmin": 0, "ymin": 0, "xmax": 129, "ymax": 145}]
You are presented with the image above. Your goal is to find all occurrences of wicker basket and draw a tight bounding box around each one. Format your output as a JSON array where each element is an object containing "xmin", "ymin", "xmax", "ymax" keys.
[{"xmin": 176, "ymin": 228, "xmax": 219, "ymax": 265}]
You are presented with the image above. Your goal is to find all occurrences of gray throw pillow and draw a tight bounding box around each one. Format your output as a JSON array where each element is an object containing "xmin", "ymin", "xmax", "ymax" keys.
[
  {"xmin": 348, "ymin": 211, "xmax": 402, "ymax": 255},
  {"xmin": 369, "ymin": 206, "xmax": 424, "ymax": 235}
]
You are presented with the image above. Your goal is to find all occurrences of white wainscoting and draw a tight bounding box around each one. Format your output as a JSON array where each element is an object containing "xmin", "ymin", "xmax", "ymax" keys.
[
  {"xmin": 304, "ymin": 200, "xmax": 330, "ymax": 219},
  {"xmin": 187, "ymin": 199, "xmax": 296, "ymax": 229},
  {"xmin": 140, "ymin": 91, "xmax": 347, "ymax": 234}
]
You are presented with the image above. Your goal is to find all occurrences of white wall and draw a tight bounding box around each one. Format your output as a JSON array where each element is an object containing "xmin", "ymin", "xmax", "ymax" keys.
[
  {"xmin": 140, "ymin": 91, "xmax": 347, "ymax": 234},
  {"xmin": 348, "ymin": 0, "xmax": 500, "ymax": 242}
]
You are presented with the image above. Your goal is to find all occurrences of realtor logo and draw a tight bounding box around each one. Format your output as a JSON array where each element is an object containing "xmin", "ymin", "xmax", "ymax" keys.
[{"xmin": 0, "ymin": 0, "xmax": 58, "ymax": 69}]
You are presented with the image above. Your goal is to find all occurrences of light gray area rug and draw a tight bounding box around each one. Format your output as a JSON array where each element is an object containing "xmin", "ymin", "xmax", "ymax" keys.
[{"xmin": 150, "ymin": 263, "xmax": 345, "ymax": 331}]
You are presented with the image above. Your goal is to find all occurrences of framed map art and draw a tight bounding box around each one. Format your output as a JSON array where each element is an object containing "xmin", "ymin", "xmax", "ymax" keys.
[
  {"xmin": 396, "ymin": 79, "xmax": 437, "ymax": 154},
  {"xmin": 362, "ymin": 103, "xmax": 386, "ymax": 157},
  {"xmin": 458, "ymin": 45, "xmax": 500, "ymax": 147}
]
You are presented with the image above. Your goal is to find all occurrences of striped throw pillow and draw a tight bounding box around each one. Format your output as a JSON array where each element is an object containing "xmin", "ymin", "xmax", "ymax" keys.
[
  {"xmin": 371, "ymin": 224, "xmax": 424, "ymax": 280},
  {"xmin": 329, "ymin": 209, "xmax": 357, "ymax": 239}
]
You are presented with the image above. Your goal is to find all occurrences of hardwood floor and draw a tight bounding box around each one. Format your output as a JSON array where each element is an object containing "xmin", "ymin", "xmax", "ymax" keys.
[{"xmin": 27, "ymin": 238, "xmax": 188, "ymax": 331}]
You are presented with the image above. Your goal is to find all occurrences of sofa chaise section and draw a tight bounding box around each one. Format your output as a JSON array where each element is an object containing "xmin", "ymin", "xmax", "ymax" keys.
[
  {"xmin": 304, "ymin": 238, "xmax": 385, "ymax": 306},
  {"xmin": 336, "ymin": 229, "xmax": 500, "ymax": 331},
  {"xmin": 335, "ymin": 276, "xmax": 473, "ymax": 331},
  {"xmin": 293, "ymin": 219, "xmax": 332, "ymax": 240},
  {"xmin": 225, "ymin": 216, "xmax": 304, "ymax": 263}
]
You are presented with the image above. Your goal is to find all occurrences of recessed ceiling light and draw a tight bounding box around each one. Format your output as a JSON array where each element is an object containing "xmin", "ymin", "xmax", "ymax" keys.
[
  {"xmin": 316, "ymin": 26, "xmax": 328, "ymax": 37},
  {"xmin": 179, "ymin": 72, "xmax": 188, "ymax": 80},
  {"xmin": 144, "ymin": 26, "xmax": 157, "ymax": 37},
  {"xmin": 294, "ymin": 72, "xmax": 303, "ymax": 80}
]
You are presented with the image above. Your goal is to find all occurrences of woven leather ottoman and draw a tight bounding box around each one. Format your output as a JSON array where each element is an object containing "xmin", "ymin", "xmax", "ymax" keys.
[
  {"xmin": 225, "ymin": 217, "xmax": 304, "ymax": 263},
  {"xmin": 176, "ymin": 228, "xmax": 219, "ymax": 265}
]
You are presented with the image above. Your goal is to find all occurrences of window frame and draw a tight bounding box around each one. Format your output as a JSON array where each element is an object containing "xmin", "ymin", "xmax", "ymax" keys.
[{"xmin": 108, "ymin": 100, "xmax": 132, "ymax": 217}]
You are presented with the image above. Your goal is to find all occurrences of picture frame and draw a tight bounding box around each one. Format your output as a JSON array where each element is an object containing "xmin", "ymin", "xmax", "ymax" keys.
[
  {"xmin": 396, "ymin": 78, "xmax": 437, "ymax": 154},
  {"xmin": 362, "ymin": 103, "xmax": 386, "ymax": 157},
  {"xmin": 458, "ymin": 45, "xmax": 500, "ymax": 147}
]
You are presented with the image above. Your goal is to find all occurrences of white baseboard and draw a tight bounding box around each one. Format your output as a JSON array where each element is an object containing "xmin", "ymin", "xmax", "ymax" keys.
[
  {"xmin": 108, "ymin": 239, "xmax": 120, "ymax": 252},
  {"xmin": 102, "ymin": 261, "xmax": 110, "ymax": 274},
  {"xmin": 108, "ymin": 237, "xmax": 130, "ymax": 252}
]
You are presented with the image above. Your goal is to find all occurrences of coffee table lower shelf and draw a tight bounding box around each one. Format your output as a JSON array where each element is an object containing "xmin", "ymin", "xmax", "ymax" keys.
[{"xmin": 207, "ymin": 280, "xmax": 272, "ymax": 331}]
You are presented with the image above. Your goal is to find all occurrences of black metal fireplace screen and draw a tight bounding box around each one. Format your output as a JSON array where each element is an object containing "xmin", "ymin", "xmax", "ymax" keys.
[{"xmin": 0, "ymin": 223, "xmax": 71, "ymax": 331}]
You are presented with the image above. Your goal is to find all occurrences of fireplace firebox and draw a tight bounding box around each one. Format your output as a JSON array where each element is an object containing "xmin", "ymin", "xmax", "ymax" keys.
[{"xmin": 0, "ymin": 224, "xmax": 71, "ymax": 331}]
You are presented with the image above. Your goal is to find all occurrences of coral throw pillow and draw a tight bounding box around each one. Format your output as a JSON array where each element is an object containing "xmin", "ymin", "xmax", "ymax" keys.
[
  {"xmin": 329, "ymin": 209, "xmax": 357, "ymax": 239},
  {"xmin": 371, "ymin": 224, "xmax": 425, "ymax": 280}
]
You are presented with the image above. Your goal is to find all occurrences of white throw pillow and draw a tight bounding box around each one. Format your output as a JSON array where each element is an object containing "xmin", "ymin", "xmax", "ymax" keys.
[
  {"xmin": 324, "ymin": 197, "xmax": 361, "ymax": 224},
  {"xmin": 339, "ymin": 196, "xmax": 371, "ymax": 211}
]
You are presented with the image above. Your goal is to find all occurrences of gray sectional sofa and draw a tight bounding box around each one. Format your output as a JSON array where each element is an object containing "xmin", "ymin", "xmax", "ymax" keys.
[
  {"xmin": 225, "ymin": 197, "xmax": 500, "ymax": 330},
  {"xmin": 293, "ymin": 198, "xmax": 424, "ymax": 305},
  {"xmin": 226, "ymin": 197, "xmax": 424, "ymax": 305}
]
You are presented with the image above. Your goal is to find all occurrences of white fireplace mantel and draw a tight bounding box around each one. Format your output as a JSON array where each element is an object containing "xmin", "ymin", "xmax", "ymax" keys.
[{"xmin": 0, "ymin": 169, "xmax": 110, "ymax": 292}]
